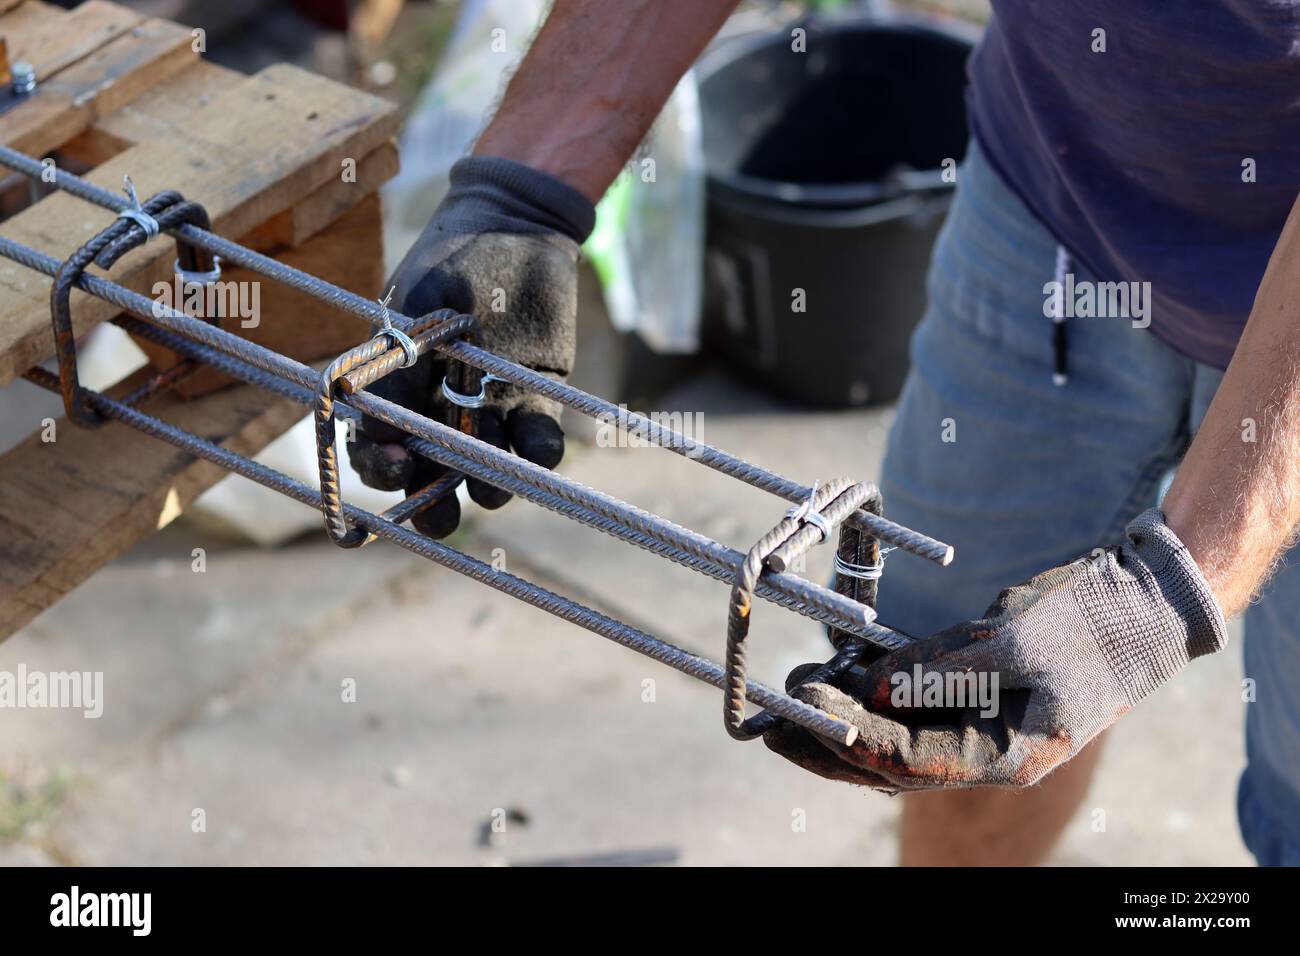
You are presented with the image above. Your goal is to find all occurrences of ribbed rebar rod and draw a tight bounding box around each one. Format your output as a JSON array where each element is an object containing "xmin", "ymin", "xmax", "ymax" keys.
[
  {"xmin": 51, "ymin": 383, "xmax": 858, "ymax": 746},
  {"xmin": 381, "ymin": 471, "xmax": 464, "ymax": 526},
  {"xmin": 440, "ymin": 338, "xmax": 953, "ymax": 564},
  {"xmin": 0, "ymin": 143, "xmax": 952, "ymax": 567},
  {"xmin": 725, "ymin": 479, "xmax": 869, "ymax": 740}
]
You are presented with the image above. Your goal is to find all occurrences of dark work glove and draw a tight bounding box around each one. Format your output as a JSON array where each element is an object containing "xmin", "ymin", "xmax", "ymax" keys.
[
  {"xmin": 765, "ymin": 509, "xmax": 1228, "ymax": 790},
  {"xmin": 349, "ymin": 156, "xmax": 595, "ymax": 538}
]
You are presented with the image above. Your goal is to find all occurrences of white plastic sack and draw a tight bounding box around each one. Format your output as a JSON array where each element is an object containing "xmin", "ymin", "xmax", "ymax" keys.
[
  {"xmin": 585, "ymin": 72, "xmax": 705, "ymax": 354},
  {"xmin": 387, "ymin": 0, "xmax": 705, "ymax": 352},
  {"xmin": 383, "ymin": 0, "xmax": 550, "ymax": 244}
]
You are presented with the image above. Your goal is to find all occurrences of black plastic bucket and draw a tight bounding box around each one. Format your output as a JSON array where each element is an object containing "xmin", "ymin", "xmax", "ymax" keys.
[{"xmin": 699, "ymin": 15, "xmax": 974, "ymax": 406}]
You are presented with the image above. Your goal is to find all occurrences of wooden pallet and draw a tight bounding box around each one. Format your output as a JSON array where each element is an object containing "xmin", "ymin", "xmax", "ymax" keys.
[{"xmin": 0, "ymin": 0, "xmax": 400, "ymax": 641}]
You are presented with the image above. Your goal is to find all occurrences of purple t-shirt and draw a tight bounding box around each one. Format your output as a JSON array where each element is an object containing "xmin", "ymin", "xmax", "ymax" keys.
[{"xmin": 968, "ymin": 1, "xmax": 1300, "ymax": 368}]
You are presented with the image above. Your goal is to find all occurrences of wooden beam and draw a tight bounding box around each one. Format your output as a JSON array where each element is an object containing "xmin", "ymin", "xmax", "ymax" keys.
[
  {"xmin": 0, "ymin": 1, "xmax": 141, "ymax": 78},
  {"xmin": 0, "ymin": 377, "xmax": 305, "ymax": 642},
  {"xmin": 64, "ymin": 60, "xmax": 400, "ymax": 250},
  {"xmin": 0, "ymin": 1, "xmax": 397, "ymax": 636},
  {"xmin": 80, "ymin": 59, "xmax": 243, "ymax": 150},
  {"xmin": 0, "ymin": 16, "xmax": 197, "ymax": 156},
  {"xmin": 0, "ymin": 62, "xmax": 399, "ymax": 388},
  {"xmin": 242, "ymin": 141, "xmax": 399, "ymax": 249}
]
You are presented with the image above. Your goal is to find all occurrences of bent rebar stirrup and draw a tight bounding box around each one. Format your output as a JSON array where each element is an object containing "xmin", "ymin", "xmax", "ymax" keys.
[{"xmin": 0, "ymin": 143, "xmax": 954, "ymax": 748}]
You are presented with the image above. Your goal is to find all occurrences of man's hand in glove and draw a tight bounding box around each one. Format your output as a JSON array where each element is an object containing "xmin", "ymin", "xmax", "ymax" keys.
[
  {"xmin": 348, "ymin": 156, "xmax": 595, "ymax": 538},
  {"xmin": 764, "ymin": 509, "xmax": 1228, "ymax": 790}
]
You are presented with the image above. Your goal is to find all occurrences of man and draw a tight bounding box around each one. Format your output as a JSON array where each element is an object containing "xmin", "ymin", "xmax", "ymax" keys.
[{"xmin": 350, "ymin": 1, "xmax": 1300, "ymax": 865}]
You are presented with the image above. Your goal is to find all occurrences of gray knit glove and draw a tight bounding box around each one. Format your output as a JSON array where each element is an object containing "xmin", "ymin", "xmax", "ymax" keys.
[
  {"xmin": 764, "ymin": 509, "xmax": 1227, "ymax": 789},
  {"xmin": 349, "ymin": 156, "xmax": 595, "ymax": 538}
]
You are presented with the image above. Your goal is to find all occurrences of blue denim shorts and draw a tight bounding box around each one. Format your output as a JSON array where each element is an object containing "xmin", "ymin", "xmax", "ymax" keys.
[{"xmin": 876, "ymin": 138, "xmax": 1300, "ymax": 865}]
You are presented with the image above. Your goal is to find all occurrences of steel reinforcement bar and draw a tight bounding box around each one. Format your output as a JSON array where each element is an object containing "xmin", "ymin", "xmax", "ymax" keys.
[{"xmin": 0, "ymin": 143, "xmax": 955, "ymax": 746}]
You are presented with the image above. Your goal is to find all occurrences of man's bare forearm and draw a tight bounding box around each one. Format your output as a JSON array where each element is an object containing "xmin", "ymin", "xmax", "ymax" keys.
[
  {"xmin": 1164, "ymin": 195, "xmax": 1300, "ymax": 616},
  {"xmin": 473, "ymin": 0, "xmax": 739, "ymax": 202}
]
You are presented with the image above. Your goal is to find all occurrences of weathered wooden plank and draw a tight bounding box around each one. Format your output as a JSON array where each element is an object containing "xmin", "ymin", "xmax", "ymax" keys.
[
  {"xmin": 243, "ymin": 141, "xmax": 399, "ymax": 249},
  {"xmin": 0, "ymin": 376, "xmax": 304, "ymax": 641},
  {"xmin": 0, "ymin": 63, "xmax": 399, "ymax": 387},
  {"xmin": 0, "ymin": 3, "xmax": 395, "ymax": 635},
  {"xmin": 89, "ymin": 59, "xmax": 399, "ymax": 250},
  {"xmin": 80, "ymin": 59, "xmax": 243, "ymax": 152},
  {"xmin": 0, "ymin": 16, "xmax": 197, "ymax": 156},
  {"xmin": 0, "ymin": 1, "xmax": 141, "ymax": 78}
]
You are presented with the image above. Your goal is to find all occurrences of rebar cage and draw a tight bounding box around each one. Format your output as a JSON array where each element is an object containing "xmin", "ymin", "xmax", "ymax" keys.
[{"xmin": 0, "ymin": 143, "xmax": 953, "ymax": 748}]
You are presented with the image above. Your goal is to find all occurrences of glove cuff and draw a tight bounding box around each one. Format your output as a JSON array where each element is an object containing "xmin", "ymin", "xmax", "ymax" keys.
[
  {"xmin": 1125, "ymin": 508, "xmax": 1228, "ymax": 661},
  {"xmin": 441, "ymin": 156, "xmax": 596, "ymax": 244}
]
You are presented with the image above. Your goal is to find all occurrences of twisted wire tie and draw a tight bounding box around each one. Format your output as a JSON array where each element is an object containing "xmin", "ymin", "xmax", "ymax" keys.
[
  {"xmin": 785, "ymin": 479, "xmax": 832, "ymax": 543},
  {"xmin": 368, "ymin": 286, "xmax": 419, "ymax": 369},
  {"xmin": 115, "ymin": 175, "xmax": 159, "ymax": 238}
]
